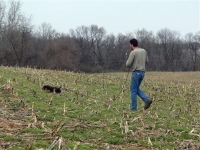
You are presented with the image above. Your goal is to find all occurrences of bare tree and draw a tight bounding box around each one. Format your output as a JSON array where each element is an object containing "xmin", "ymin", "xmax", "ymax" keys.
[
  {"xmin": 70, "ymin": 25, "xmax": 106, "ymax": 72},
  {"xmin": 114, "ymin": 33, "xmax": 129, "ymax": 69},
  {"xmin": 3, "ymin": 0, "xmax": 32, "ymax": 66},
  {"xmin": 185, "ymin": 32, "xmax": 200, "ymax": 71},
  {"xmin": 38, "ymin": 22, "xmax": 58, "ymax": 41},
  {"xmin": 39, "ymin": 35, "xmax": 80, "ymax": 70},
  {"xmin": 35, "ymin": 23, "xmax": 58, "ymax": 52},
  {"xmin": 157, "ymin": 28, "xmax": 183, "ymax": 71},
  {"xmin": 90, "ymin": 25, "xmax": 106, "ymax": 66},
  {"xmin": 101, "ymin": 34, "xmax": 116, "ymax": 70},
  {"xmin": 0, "ymin": 0, "xmax": 6, "ymax": 63},
  {"xmin": 0, "ymin": 0, "xmax": 5, "ymax": 29}
]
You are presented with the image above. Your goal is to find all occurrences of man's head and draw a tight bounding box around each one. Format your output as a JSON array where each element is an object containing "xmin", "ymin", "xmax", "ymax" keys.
[{"xmin": 130, "ymin": 39, "xmax": 138, "ymax": 50}]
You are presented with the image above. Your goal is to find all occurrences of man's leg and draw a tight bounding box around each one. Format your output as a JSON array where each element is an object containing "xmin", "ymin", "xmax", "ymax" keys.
[
  {"xmin": 137, "ymin": 72, "xmax": 149, "ymax": 102},
  {"xmin": 137, "ymin": 89, "xmax": 149, "ymax": 103},
  {"xmin": 130, "ymin": 72, "xmax": 139, "ymax": 110},
  {"xmin": 137, "ymin": 72, "xmax": 152, "ymax": 110}
]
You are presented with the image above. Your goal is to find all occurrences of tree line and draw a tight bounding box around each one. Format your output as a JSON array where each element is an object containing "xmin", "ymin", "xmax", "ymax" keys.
[{"xmin": 0, "ymin": 0, "xmax": 199, "ymax": 72}]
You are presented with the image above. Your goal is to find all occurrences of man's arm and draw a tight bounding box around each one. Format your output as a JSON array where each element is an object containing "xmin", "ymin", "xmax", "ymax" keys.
[{"xmin": 126, "ymin": 51, "xmax": 134, "ymax": 67}]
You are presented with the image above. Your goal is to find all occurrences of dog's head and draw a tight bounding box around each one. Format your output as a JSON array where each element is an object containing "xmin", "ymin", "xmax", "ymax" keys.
[{"xmin": 55, "ymin": 86, "xmax": 61, "ymax": 93}]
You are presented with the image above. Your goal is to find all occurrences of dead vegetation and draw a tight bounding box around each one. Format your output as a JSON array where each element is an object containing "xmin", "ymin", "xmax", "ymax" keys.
[{"xmin": 0, "ymin": 67, "xmax": 199, "ymax": 149}]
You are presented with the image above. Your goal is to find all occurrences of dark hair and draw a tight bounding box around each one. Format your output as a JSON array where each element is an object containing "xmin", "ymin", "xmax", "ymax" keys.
[{"xmin": 130, "ymin": 39, "xmax": 138, "ymax": 47}]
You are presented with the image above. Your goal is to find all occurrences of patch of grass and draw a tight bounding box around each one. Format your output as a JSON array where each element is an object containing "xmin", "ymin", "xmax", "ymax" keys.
[
  {"xmin": 2, "ymin": 135, "xmax": 22, "ymax": 142},
  {"xmin": 34, "ymin": 140, "xmax": 48, "ymax": 148}
]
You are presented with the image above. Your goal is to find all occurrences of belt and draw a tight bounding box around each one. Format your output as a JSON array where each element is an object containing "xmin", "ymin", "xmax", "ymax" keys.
[{"xmin": 133, "ymin": 70, "xmax": 145, "ymax": 72}]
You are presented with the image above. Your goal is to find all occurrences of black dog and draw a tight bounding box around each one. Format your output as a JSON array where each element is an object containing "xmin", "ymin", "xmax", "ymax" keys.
[{"xmin": 42, "ymin": 85, "xmax": 61, "ymax": 93}]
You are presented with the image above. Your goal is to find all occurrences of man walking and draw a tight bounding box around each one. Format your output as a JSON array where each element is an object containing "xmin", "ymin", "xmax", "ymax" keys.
[{"xmin": 126, "ymin": 38, "xmax": 152, "ymax": 111}]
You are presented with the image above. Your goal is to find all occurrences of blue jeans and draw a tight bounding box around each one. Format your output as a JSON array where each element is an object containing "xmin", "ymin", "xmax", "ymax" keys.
[{"xmin": 130, "ymin": 70, "xmax": 149, "ymax": 110}]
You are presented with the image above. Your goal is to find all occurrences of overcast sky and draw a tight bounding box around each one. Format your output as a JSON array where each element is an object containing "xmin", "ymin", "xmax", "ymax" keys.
[{"xmin": 20, "ymin": 0, "xmax": 200, "ymax": 36}]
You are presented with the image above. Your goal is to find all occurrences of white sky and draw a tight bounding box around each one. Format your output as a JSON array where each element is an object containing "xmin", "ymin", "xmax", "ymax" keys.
[{"xmin": 20, "ymin": 0, "xmax": 200, "ymax": 36}]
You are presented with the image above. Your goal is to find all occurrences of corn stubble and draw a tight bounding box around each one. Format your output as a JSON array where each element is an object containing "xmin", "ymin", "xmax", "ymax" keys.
[{"xmin": 0, "ymin": 67, "xmax": 199, "ymax": 149}]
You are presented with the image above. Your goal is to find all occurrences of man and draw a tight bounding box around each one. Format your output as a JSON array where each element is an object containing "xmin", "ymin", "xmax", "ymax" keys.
[{"xmin": 126, "ymin": 38, "xmax": 152, "ymax": 111}]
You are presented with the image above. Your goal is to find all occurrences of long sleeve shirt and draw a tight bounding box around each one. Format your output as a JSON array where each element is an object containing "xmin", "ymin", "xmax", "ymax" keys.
[{"xmin": 126, "ymin": 48, "xmax": 149, "ymax": 71}]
